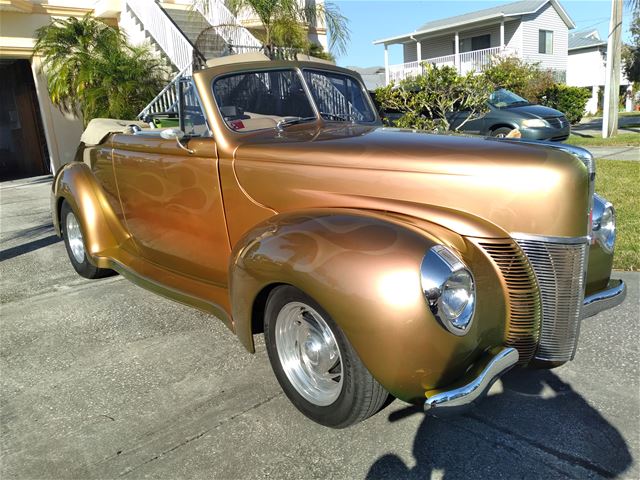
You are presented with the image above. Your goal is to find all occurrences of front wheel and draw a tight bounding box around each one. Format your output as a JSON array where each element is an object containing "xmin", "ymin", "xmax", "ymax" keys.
[
  {"xmin": 61, "ymin": 200, "xmax": 114, "ymax": 279},
  {"xmin": 264, "ymin": 286, "xmax": 388, "ymax": 428},
  {"xmin": 490, "ymin": 126, "xmax": 515, "ymax": 138}
]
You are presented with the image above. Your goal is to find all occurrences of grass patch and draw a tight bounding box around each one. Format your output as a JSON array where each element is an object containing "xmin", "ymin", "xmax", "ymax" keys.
[
  {"xmin": 595, "ymin": 160, "xmax": 640, "ymax": 271},
  {"xmin": 566, "ymin": 133, "xmax": 640, "ymax": 147}
]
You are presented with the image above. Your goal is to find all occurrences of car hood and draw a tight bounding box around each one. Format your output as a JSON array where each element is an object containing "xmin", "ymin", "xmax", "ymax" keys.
[
  {"xmin": 232, "ymin": 125, "xmax": 589, "ymax": 238},
  {"xmin": 496, "ymin": 103, "xmax": 564, "ymax": 118}
]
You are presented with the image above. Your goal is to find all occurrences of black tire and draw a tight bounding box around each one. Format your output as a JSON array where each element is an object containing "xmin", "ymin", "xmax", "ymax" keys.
[
  {"xmin": 60, "ymin": 200, "xmax": 114, "ymax": 279},
  {"xmin": 264, "ymin": 285, "xmax": 388, "ymax": 428},
  {"xmin": 491, "ymin": 126, "xmax": 515, "ymax": 138}
]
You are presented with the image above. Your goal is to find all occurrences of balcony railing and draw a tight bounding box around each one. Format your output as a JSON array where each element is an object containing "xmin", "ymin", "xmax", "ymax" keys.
[{"xmin": 387, "ymin": 46, "xmax": 517, "ymax": 84}]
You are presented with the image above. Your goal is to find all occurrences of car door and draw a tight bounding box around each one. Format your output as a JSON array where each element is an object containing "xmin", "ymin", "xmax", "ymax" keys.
[
  {"xmin": 111, "ymin": 84, "xmax": 229, "ymax": 286},
  {"xmin": 448, "ymin": 109, "xmax": 486, "ymax": 134}
]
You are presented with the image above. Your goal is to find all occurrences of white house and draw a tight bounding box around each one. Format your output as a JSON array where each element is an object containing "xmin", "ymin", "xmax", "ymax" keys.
[
  {"xmin": 567, "ymin": 30, "xmax": 632, "ymax": 114},
  {"xmin": 374, "ymin": 0, "xmax": 575, "ymax": 84}
]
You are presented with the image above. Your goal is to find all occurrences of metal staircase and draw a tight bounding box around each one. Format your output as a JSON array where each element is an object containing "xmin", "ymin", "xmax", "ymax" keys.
[{"xmin": 122, "ymin": 0, "xmax": 264, "ymax": 118}]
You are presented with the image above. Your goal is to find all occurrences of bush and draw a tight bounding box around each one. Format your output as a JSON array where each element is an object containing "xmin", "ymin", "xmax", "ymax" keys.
[
  {"xmin": 482, "ymin": 55, "xmax": 554, "ymax": 103},
  {"xmin": 540, "ymin": 84, "xmax": 592, "ymax": 123},
  {"xmin": 374, "ymin": 64, "xmax": 492, "ymax": 132}
]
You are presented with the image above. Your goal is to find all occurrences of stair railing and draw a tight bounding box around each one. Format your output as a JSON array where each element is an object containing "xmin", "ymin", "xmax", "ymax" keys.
[
  {"xmin": 194, "ymin": 0, "xmax": 263, "ymax": 54},
  {"xmin": 125, "ymin": 0, "xmax": 196, "ymax": 73},
  {"xmin": 137, "ymin": 66, "xmax": 191, "ymax": 119}
]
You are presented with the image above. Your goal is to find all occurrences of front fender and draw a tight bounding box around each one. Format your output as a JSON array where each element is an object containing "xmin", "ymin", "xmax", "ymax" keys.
[
  {"xmin": 52, "ymin": 162, "xmax": 130, "ymax": 268},
  {"xmin": 229, "ymin": 209, "xmax": 506, "ymax": 402}
]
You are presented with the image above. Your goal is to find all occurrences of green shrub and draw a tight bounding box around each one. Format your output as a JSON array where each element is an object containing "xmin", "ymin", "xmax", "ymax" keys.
[
  {"xmin": 540, "ymin": 84, "xmax": 592, "ymax": 123},
  {"xmin": 482, "ymin": 55, "xmax": 554, "ymax": 103},
  {"xmin": 374, "ymin": 64, "xmax": 492, "ymax": 132}
]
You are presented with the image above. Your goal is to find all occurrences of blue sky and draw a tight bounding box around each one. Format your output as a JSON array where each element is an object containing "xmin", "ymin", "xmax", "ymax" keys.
[{"xmin": 333, "ymin": 0, "xmax": 634, "ymax": 67}]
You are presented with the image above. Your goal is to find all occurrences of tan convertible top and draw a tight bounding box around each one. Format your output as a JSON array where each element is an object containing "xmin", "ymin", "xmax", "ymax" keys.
[{"xmin": 81, "ymin": 118, "xmax": 148, "ymax": 146}]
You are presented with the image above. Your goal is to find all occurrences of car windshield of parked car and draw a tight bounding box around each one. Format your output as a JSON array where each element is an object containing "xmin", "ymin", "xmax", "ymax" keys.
[
  {"xmin": 489, "ymin": 89, "xmax": 530, "ymax": 108},
  {"xmin": 213, "ymin": 69, "xmax": 316, "ymax": 132},
  {"xmin": 302, "ymin": 70, "xmax": 376, "ymax": 123}
]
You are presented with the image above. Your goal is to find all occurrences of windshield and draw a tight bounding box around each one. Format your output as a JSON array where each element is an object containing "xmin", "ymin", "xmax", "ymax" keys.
[
  {"xmin": 489, "ymin": 89, "xmax": 530, "ymax": 108},
  {"xmin": 302, "ymin": 69, "xmax": 376, "ymax": 123},
  {"xmin": 212, "ymin": 68, "xmax": 376, "ymax": 132}
]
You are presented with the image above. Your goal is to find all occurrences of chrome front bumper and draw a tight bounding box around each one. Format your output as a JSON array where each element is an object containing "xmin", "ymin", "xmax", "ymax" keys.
[
  {"xmin": 423, "ymin": 280, "xmax": 625, "ymax": 415},
  {"xmin": 424, "ymin": 347, "xmax": 519, "ymax": 415},
  {"xmin": 582, "ymin": 279, "xmax": 626, "ymax": 319}
]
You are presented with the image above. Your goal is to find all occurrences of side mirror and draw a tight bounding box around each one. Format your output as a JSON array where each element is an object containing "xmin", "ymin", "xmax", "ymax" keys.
[
  {"xmin": 160, "ymin": 128, "xmax": 185, "ymax": 140},
  {"xmin": 160, "ymin": 128, "xmax": 193, "ymax": 154}
]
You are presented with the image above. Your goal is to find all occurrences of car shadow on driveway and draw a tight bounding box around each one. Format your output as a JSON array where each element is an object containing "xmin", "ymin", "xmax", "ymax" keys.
[
  {"xmin": 0, "ymin": 234, "xmax": 60, "ymax": 261},
  {"xmin": 366, "ymin": 369, "xmax": 632, "ymax": 479}
]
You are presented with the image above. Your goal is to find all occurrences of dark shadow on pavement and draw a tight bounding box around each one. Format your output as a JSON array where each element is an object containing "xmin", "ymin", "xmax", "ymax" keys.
[
  {"xmin": 0, "ymin": 234, "xmax": 61, "ymax": 262},
  {"xmin": 367, "ymin": 369, "xmax": 632, "ymax": 479},
  {"xmin": 0, "ymin": 175, "xmax": 53, "ymax": 188},
  {"xmin": 1, "ymin": 223, "xmax": 55, "ymax": 243}
]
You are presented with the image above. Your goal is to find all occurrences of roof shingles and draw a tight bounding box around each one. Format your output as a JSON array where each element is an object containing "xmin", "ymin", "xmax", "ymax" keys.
[{"xmin": 416, "ymin": 0, "xmax": 547, "ymax": 32}]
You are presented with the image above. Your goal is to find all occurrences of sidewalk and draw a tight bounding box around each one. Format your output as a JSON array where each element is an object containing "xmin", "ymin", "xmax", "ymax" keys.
[{"xmin": 587, "ymin": 146, "xmax": 639, "ymax": 161}]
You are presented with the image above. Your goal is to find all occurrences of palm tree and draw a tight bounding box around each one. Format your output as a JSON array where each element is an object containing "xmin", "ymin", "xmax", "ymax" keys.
[
  {"xmin": 80, "ymin": 45, "xmax": 169, "ymax": 122},
  {"xmin": 208, "ymin": 0, "xmax": 350, "ymax": 58},
  {"xmin": 33, "ymin": 15, "xmax": 169, "ymax": 125}
]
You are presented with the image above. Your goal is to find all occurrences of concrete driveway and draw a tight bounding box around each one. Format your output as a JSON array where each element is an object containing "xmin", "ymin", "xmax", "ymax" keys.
[{"xmin": 1, "ymin": 176, "xmax": 638, "ymax": 479}]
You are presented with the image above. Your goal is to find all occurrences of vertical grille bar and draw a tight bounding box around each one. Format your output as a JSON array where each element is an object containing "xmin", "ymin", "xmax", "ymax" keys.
[
  {"xmin": 514, "ymin": 237, "xmax": 588, "ymax": 362},
  {"xmin": 479, "ymin": 240, "xmax": 541, "ymax": 364}
]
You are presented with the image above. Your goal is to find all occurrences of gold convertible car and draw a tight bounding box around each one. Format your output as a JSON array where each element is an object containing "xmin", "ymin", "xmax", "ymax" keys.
[{"xmin": 52, "ymin": 54, "xmax": 626, "ymax": 428}]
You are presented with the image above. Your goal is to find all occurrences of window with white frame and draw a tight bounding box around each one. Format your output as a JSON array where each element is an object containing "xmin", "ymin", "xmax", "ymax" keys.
[{"xmin": 538, "ymin": 30, "xmax": 553, "ymax": 54}]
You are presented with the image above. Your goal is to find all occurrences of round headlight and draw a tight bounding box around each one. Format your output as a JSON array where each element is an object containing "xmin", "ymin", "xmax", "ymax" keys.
[
  {"xmin": 592, "ymin": 194, "xmax": 616, "ymax": 253},
  {"xmin": 420, "ymin": 245, "xmax": 476, "ymax": 336},
  {"xmin": 442, "ymin": 269, "xmax": 474, "ymax": 325}
]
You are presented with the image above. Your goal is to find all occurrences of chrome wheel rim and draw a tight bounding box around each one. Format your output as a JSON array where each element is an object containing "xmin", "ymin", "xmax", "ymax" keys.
[
  {"xmin": 275, "ymin": 301, "xmax": 343, "ymax": 406},
  {"xmin": 66, "ymin": 212, "xmax": 85, "ymax": 264}
]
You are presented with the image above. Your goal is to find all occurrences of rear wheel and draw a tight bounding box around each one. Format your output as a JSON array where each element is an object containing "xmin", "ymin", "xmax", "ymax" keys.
[
  {"xmin": 61, "ymin": 200, "xmax": 113, "ymax": 279},
  {"xmin": 264, "ymin": 285, "xmax": 388, "ymax": 428}
]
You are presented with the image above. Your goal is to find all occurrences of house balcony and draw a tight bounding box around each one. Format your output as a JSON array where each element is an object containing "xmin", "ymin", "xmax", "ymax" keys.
[{"xmin": 386, "ymin": 46, "xmax": 517, "ymax": 84}]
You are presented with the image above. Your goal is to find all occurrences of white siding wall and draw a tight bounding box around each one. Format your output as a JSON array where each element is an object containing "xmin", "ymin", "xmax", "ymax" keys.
[
  {"xmin": 505, "ymin": 20, "xmax": 522, "ymax": 52},
  {"xmin": 521, "ymin": 3, "xmax": 568, "ymax": 73},
  {"xmin": 403, "ymin": 42, "xmax": 417, "ymax": 62},
  {"xmin": 419, "ymin": 35, "xmax": 454, "ymax": 59},
  {"xmin": 567, "ymin": 48, "xmax": 606, "ymax": 87}
]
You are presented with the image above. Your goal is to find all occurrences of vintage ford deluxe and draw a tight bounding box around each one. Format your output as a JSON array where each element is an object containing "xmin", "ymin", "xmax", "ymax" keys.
[{"xmin": 51, "ymin": 54, "xmax": 626, "ymax": 428}]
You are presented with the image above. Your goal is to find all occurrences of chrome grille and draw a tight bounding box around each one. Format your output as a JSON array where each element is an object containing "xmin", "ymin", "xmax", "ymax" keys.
[
  {"xmin": 514, "ymin": 236, "xmax": 588, "ymax": 362},
  {"xmin": 480, "ymin": 240, "xmax": 541, "ymax": 364},
  {"xmin": 544, "ymin": 116, "xmax": 570, "ymax": 128}
]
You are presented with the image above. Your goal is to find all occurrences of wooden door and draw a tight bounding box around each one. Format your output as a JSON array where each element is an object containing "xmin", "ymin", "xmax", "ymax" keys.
[{"xmin": 0, "ymin": 60, "xmax": 49, "ymax": 180}]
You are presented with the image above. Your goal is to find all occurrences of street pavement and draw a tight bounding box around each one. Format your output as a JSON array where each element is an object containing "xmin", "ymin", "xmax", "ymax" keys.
[
  {"xmin": 1, "ymin": 176, "xmax": 638, "ymax": 479},
  {"xmin": 573, "ymin": 115, "xmax": 640, "ymax": 138}
]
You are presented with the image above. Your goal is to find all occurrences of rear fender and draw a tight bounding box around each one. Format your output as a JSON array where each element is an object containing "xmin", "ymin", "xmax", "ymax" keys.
[{"xmin": 52, "ymin": 162, "xmax": 129, "ymax": 267}]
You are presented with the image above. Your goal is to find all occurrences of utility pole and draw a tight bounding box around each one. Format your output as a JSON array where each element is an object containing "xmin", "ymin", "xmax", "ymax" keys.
[{"xmin": 602, "ymin": 0, "xmax": 623, "ymax": 138}]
